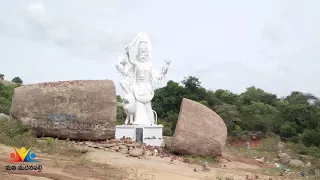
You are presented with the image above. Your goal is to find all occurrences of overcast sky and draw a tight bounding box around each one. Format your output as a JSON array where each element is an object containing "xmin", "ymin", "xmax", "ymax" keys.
[{"xmin": 0, "ymin": 0, "xmax": 319, "ymax": 97}]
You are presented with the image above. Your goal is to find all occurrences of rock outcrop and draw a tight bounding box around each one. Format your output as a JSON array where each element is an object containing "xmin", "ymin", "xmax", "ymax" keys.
[
  {"xmin": 10, "ymin": 80, "xmax": 116, "ymax": 140},
  {"xmin": 171, "ymin": 98, "xmax": 227, "ymax": 157}
]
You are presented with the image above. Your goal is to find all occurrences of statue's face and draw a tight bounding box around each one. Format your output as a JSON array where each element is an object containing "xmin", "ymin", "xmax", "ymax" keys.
[{"xmin": 137, "ymin": 42, "xmax": 148, "ymax": 62}]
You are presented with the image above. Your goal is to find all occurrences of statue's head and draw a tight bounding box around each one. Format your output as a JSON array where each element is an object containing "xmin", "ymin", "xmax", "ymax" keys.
[{"xmin": 137, "ymin": 41, "xmax": 149, "ymax": 62}]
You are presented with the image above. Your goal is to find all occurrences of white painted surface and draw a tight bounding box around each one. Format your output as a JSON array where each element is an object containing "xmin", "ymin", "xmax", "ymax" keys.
[{"xmin": 115, "ymin": 124, "xmax": 164, "ymax": 147}]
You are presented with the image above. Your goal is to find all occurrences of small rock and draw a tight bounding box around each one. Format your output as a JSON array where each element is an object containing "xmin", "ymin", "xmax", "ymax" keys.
[
  {"xmin": 289, "ymin": 159, "xmax": 305, "ymax": 167},
  {"xmin": 202, "ymin": 162, "xmax": 210, "ymax": 172},
  {"xmin": 194, "ymin": 168, "xmax": 197, "ymax": 172},
  {"xmin": 129, "ymin": 148, "xmax": 143, "ymax": 157},
  {"xmin": 103, "ymin": 144, "xmax": 116, "ymax": 148},
  {"xmin": 120, "ymin": 149, "xmax": 128, "ymax": 154},
  {"xmin": 306, "ymin": 162, "xmax": 311, "ymax": 167},
  {"xmin": 119, "ymin": 145, "xmax": 128, "ymax": 150},
  {"xmin": 255, "ymin": 157, "xmax": 265, "ymax": 163},
  {"xmin": 108, "ymin": 149, "xmax": 117, "ymax": 152},
  {"xmin": 183, "ymin": 158, "xmax": 191, "ymax": 164},
  {"xmin": 126, "ymin": 143, "xmax": 136, "ymax": 147},
  {"xmin": 278, "ymin": 153, "xmax": 291, "ymax": 164}
]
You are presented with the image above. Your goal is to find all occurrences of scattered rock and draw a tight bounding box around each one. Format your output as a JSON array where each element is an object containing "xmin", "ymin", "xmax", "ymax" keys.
[
  {"xmin": 103, "ymin": 144, "xmax": 116, "ymax": 148},
  {"xmin": 171, "ymin": 98, "xmax": 227, "ymax": 157},
  {"xmin": 202, "ymin": 162, "xmax": 210, "ymax": 172},
  {"xmin": 119, "ymin": 145, "xmax": 128, "ymax": 150},
  {"xmin": 183, "ymin": 158, "xmax": 191, "ymax": 164},
  {"xmin": 255, "ymin": 157, "xmax": 265, "ymax": 163},
  {"xmin": 289, "ymin": 159, "xmax": 305, "ymax": 167},
  {"xmin": 120, "ymin": 149, "xmax": 128, "ymax": 154},
  {"xmin": 129, "ymin": 148, "xmax": 143, "ymax": 157},
  {"xmin": 278, "ymin": 153, "xmax": 291, "ymax": 164}
]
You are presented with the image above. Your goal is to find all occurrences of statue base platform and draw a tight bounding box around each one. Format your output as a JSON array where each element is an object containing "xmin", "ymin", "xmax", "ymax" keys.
[{"xmin": 115, "ymin": 124, "xmax": 164, "ymax": 147}]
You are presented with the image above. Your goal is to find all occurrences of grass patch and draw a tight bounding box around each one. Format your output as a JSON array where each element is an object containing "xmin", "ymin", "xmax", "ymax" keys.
[
  {"xmin": 0, "ymin": 117, "xmax": 36, "ymax": 147},
  {"xmin": 35, "ymin": 137, "xmax": 87, "ymax": 156},
  {"xmin": 75, "ymin": 156, "xmax": 92, "ymax": 166}
]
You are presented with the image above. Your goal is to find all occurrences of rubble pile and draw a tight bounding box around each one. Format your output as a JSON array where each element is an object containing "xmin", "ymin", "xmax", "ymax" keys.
[{"xmin": 74, "ymin": 137, "xmax": 172, "ymax": 158}]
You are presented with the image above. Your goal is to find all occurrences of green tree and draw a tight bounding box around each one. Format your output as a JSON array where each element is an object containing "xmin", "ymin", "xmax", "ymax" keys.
[
  {"xmin": 12, "ymin": 77, "xmax": 23, "ymax": 84},
  {"xmin": 215, "ymin": 103, "xmax": 242, "ymax": 134}
]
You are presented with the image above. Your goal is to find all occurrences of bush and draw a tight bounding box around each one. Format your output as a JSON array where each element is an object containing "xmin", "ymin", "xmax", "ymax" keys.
[
  {"xmin": 260, "ymin": 136, "xmax": 281, "ymax": 151},
  {"xmin": 0, "ymin": 117, "xmax": 36, "ymax": 147},
  {"xmin": 158, "ymin": 119, "xmax": 173, "ymax": 136},
  {"xmin": 287, "ymin": 142, "xmax": 320, "ymax": 158}
]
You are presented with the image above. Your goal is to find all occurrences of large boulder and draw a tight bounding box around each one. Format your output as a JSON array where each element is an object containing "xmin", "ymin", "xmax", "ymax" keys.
[
  {"xmin": 10, "ymin": 80, "xmax": 117, "ymax": 140},
  {"xmin": 171, "ymin": 98, "xmax": 227, "ymax": 157}
]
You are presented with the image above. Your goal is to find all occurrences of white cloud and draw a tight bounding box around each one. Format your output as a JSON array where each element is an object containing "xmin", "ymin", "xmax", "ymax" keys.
[{"xmin": 0, "ymin": 2, "xmax": 134, "ymax": 61}]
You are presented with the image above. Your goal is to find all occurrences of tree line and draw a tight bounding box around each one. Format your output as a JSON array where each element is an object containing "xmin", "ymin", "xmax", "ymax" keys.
[{"xmin": 117, "ymin": 76, "xmax": 320, "ymax": 155}]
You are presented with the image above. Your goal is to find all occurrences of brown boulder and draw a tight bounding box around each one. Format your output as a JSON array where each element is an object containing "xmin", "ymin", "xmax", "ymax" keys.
[
  {"xmin": 171, "ymin": 98, "xmax": 227, "ymax": 157},
  {"xmin": 10, "ymin": 80, "xmax": 116, "ymax": 140}
]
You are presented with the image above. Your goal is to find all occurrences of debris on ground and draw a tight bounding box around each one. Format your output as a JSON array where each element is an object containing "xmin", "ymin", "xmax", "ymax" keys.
[
  {"xmin": 70, "ymin": 137, "xmax": 173, "ymax": 159},
  {"xmin": 201, "ymin": 162, "xmax": 210, "ymax": 172}
]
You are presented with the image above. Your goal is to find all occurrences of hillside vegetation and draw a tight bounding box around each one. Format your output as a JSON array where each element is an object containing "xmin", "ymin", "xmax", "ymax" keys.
[
  {"xmin": 1, "ymin": 75, "xmax": 319, "ymax": 158},
  {"xmin": 118, "ymin": 76, "xmax": 320, "ymax": 157}
]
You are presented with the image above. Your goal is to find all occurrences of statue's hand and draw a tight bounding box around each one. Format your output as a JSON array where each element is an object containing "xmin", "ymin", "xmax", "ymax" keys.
[
  {"xmin": 164, "ymin": 59, "xmax": 171, "ymax": 65},
  {"xmin": 125, "ymin": 46, "xmax": 130, "ymax": 55},
  {"xmin": 161, "ymin": 59, "xmax": 170, "ymax": 75}
]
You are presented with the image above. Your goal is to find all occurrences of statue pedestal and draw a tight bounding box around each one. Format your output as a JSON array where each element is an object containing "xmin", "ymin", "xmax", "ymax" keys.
[{"xmin": 115, "ymin": 124, "xmax": 164, "ymax": 147}]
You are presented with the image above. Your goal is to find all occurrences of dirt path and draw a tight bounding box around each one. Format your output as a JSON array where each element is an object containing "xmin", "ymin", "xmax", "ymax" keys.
[{"xmin": 0, "ymin": 144, "xmax": 303, "ymax": 180}]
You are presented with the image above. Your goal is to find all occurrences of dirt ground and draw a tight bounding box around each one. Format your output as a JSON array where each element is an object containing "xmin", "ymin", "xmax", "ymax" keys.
[{"xmin": 0, "ymin": 143, "xmax": 306, "ymax": 180}]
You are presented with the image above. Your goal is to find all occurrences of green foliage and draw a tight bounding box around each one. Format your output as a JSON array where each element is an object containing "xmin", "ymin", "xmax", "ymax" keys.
[
  {"xmin": 158, "ymin": 119, "xmax": 173, "ymax": 136},
  {"xmin": 0, "ymin": 117, "xmax": 36, "ymax": 147},
  {"xmin": 12, "ymin": 76, "xmax": 23, "ymax": 84},
  {"xmin": 150, "ymin": 76, "xmax": 320, "ymax": 157},
  {"xmin": 116, "ymin": 105, "xmax": 125, "ymax": 125},
  {"xmin": 0, "ymin": 83, "xmax": 19, "ymax": 114}
]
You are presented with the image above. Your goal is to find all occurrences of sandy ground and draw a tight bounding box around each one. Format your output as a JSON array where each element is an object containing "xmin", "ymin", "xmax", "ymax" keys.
[{"xmin": 0, "ymin": 143, "xmax": 305, "ymax": 180}]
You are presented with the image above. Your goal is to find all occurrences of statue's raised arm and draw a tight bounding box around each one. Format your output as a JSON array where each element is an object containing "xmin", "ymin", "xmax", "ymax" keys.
[
  {"xmin": 153, "ymin": 59, "xmax": 171, "ymax": 81},
  {"xmin": 125, "ymin": 32, "xmax": 142, "ymax": 65}
]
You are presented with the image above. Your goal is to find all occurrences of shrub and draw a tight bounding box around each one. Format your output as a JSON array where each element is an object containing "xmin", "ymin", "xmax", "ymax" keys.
[
  {"xmin": 287, "ymin": 142, "xmax": 320, "ymax": 158},
  {"xmin": 158, "ymin": 119, "xmax": 173, "ymax": 136},
  {"xmin": 0, "ymin": 117, "xmax": 36, "ymax": 147}
]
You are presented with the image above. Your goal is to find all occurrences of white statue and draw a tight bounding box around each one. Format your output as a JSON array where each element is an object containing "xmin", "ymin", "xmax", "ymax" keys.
[
  {"xmin": 115, "ymin": 32, "xmax": 170, "ymax": 125},
  {"xmin": 122, "ymin": 93, "xmax": 135, "ymax": 125}
]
